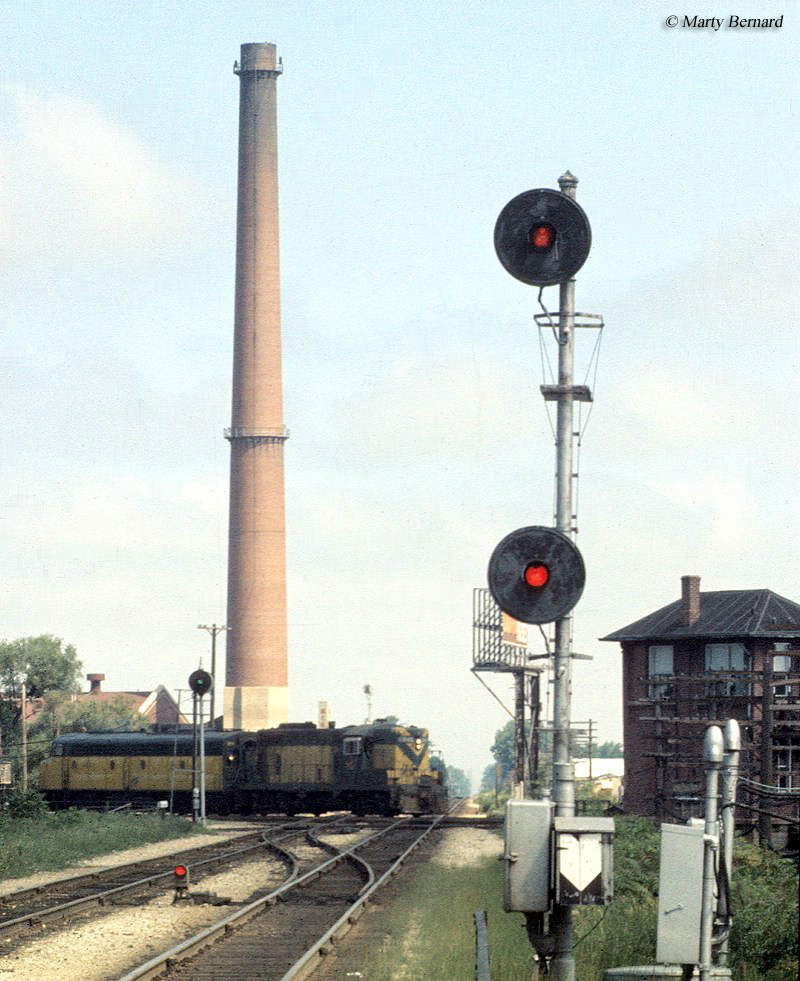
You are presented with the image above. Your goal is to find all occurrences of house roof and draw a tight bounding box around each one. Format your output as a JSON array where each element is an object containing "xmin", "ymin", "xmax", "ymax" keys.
[{"xmin": 600, "ymin": 589, "xmax": 800, "ymax": 643}]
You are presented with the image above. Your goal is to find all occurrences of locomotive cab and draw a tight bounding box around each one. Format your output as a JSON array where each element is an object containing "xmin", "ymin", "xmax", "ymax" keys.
[{"xmin": 336, "ymin": 721, "xmax": 445, "ymax": 815}]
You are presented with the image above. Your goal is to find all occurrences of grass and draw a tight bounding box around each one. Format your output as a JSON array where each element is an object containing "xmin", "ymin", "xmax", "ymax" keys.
[
  {"xmin": 321, "ymin": 816, "xmax": 797, "ymax": 981},
  {"xmin": 325, "ymin": 849, "xmax": 536, "ymax": 981},
  {"xmin": 0, "ymin": 809, "xmax": 206, "ymax": 881}
]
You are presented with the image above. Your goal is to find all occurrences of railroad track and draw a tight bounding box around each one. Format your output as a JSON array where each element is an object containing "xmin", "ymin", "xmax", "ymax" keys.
[
  {"xmin": 0, "ymin": 820, "xmax": 325, "ymax": 940},
  {"xmin": 113, "ymin": 811, "xmax": 452, "ymax": 981}
]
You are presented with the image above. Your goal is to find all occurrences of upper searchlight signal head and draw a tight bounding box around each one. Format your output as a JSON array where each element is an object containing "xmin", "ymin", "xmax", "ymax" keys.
[
  {"xmin": 494, "ymin": 188, "xmax": 591, "ymax": 287},
  {"xmin": 488, "ymin": 526, "xmax": 585, "ymax": 625}
]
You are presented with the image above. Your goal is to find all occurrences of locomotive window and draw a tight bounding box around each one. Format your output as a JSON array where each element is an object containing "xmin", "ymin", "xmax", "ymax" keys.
[
  {"xmin": 179, "ymin": 761, "xmax": 186, "ymax": 770},
  {"xmin": 109, "ymin": 761, "xmax": 116, "ymax": 770},
  {"xmin": 140, "ymin": 760, "xmax": 146, "ymax": 770},
  {"xmin": 343, "ymin": 737, "xmax": 363, "ymax": 756}
]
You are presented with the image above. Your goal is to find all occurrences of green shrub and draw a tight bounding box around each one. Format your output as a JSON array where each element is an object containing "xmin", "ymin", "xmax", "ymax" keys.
[
  {"xmin": 729, "ymin": 841, "xmax": 798, "ymax": 981},
  {"xmin": 475, "ymin": 789, "xmax": 510, "ymax": 819},
  {"xmin": 5, "ymin": 789, "xmax": 48, "ymax": 819}
]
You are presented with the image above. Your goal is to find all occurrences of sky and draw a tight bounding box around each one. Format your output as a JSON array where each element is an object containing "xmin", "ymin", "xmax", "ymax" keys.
[{"xmin": 1, "ymin": 0, "xmax": 798, "ymax": 787}]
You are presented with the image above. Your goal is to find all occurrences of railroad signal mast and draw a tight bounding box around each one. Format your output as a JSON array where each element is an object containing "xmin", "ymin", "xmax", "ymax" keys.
[
  {"xmin": 188, "ymin": 669, "xmax": 213, "ymax": 827},
  {"xmin": 491, "ymin": 173, "xmax": 611, "ymax": 981}
]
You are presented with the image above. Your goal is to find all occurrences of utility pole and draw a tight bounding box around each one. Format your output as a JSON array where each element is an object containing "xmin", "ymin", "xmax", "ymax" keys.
[
  {"xmin": 21, "ymin": 683, "xmax": 28, "ymax": 792},
  {"xmin": 363, "ymin": 684, "xmax": 372, "ymax": 724},
  {"xmin": 198, "ymin": 624, "xmax": 229, "ymax": 731}
]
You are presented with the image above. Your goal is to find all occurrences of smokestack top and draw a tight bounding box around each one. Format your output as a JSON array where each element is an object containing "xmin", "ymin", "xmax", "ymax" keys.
[
  {"xmin": 238, "ymin": 43, "xmax": 279, "ymax": 73},
  {"xmin": 681, "ymin": 575, "xmax": 701, "ymax": 626}
]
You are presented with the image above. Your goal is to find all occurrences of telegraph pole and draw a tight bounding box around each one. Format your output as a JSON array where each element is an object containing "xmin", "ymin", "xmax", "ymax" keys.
[{"xmin": 198, "ymin": 624, "xmax": 228, "ymax": 731}]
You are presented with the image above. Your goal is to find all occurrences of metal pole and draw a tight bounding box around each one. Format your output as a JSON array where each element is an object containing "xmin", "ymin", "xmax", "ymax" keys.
[
  {"xmin": 700, "ymin": 725, "xmax": 724, "ymax": 981},
  {"xmin": 515, "ymin": 671, "xmax": 526, "ymax": 794},
  {"xmin": 759, "ymin": 659, "xmax": 773, "ymax": 847},
  {"xmin": 21, "ymin": 683, "xmax": 28, "ymax": 792},
  {"xmin": 199, "ymin": 695, "xmax": 207, "ymax": 827},
  {"xmin": 191, "ymin": 693, "xmax": 199, "ymax": 823},
  {"xmin": 548, "ymin": 170, "xmax": 578, "ymax": 981},
  {"xmin": 718, "ymin": 718, "xmax": 741, "ymax": 966}
]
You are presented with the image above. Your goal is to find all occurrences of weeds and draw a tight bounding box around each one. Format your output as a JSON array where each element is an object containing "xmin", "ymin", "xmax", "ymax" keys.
[{"xmin": 0, "ymin": 809, "xmax": 203, "ymax": 881}]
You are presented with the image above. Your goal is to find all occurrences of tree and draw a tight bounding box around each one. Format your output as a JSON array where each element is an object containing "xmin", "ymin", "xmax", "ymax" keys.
[
  {"xmin": 572, "ymin": 738, "xmax": 623, "ymax": 758},
  {"xmin": 0, "ymin": 635, "xmax": 83, "ymax": 781},
  {"xmin": 27, "ymin": 692, "xmax": 150, "ymax": 773},
  {"xmin": 594, "ymin": 740, "xmax": 623, "ymax": 758},
  {"xmin": 445, "ymin": 764, "xmax": 471, "ymax": 797},
  {"xmin": 489, "ymin": 719, "xmax": 518, "ymax": 780},
  {"xmin": 33, "ymin": 691, "xmax": 148, "ymax": 740},
  {"xmin": 0, "ymin": 635, "xmax": 82, "ymax": 735}
]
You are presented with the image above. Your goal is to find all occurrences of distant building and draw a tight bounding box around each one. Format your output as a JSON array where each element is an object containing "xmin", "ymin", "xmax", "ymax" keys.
[
  {"xmin": 601, "ymin": 576, "xmax": 800, "ymax": 850},
  {"xmin": 26, "ymin": 674, "xmax": 187, "ymax": 729},
  {"xmin": 80, "ymin": 674, "xmax": 187, "ymax": 726},
  {"xmin": 573, "ymin": 757, "xmax": 624, "ymax": 802}
]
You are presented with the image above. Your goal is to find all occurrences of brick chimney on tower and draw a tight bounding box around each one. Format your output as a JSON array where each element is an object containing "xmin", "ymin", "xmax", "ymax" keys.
[{"xmin": 681, "ymin": 575, "xmax": 701, "ymax": 626}]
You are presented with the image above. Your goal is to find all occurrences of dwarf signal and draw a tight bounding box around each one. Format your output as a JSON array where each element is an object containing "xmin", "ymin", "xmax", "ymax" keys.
[
  {"xmin": 487, "ymin": 525, "xmax": 585, "ymax": 625},
  {"xmin": 174, "ymin": 864, "xmax": 189, "ymax": 900}
]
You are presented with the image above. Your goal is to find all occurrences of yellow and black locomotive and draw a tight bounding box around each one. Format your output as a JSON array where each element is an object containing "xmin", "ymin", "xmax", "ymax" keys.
[{"xmin": 38, "ymin": 720, "xmax": 447, "ymax": 816}]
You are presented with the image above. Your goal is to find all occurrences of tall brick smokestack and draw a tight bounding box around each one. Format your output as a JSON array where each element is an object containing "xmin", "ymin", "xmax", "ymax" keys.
[{"xmin": 223, "ymin": 42, "xmax": 289, "ymax": 731}]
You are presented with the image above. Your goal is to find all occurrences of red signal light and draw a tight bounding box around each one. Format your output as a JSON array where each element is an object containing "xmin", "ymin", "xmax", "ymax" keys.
[
  {"xmin": 523, "ymin": 563, "xmax": 549, "ymax": 589},
  {"xmin": 530, "ymin": 223, "xmax": 555, "ymax": 250},
  {"xmin": 173, "ymin": 864, "xmax": 190, "ymax": 903}
]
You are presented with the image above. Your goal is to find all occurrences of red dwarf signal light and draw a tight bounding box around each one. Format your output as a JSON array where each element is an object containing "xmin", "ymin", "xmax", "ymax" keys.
[
  {"xmin": 524, "ymin": 562, "xmax": 550, "ymax": 588},
  {"xmin": 174, "ymin": 864, "xmax": 189, "ymax": 889},
  {"xmin": 488, "ymin": 526, "xmax": 585, "ymax": 625}
]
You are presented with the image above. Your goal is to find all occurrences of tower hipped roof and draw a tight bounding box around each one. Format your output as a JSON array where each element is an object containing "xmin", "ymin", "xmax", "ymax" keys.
[{"xmin": 600, "ymin": 589, "xmax": 800, "ymax": 643}]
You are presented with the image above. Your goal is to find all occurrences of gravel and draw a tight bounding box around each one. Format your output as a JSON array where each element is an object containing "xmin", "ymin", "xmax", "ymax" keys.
[{"xmin": 0, "ymin": 825, "xmax": 377, "ymax": 981}]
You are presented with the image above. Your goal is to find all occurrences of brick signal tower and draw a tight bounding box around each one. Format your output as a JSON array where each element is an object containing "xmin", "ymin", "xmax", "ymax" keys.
[{"xmin": 223, "ymin": 42, "xmax": 289, "ymax": 731}]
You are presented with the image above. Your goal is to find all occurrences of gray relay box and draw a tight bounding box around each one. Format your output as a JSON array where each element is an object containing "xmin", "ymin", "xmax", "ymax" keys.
[
  {"xmin": 503, "ymin": 799, "xmax": 554, "ymax": 912},
  {"xmin": 656, "ymin": 822, "xmax": 705, "ymax": 964}
]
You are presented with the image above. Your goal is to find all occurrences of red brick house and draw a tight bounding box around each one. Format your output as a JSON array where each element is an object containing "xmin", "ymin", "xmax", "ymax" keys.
[
  {"xmin": 80, "ymin": 674, "xmax": 187, "ymax": 726},
  {"xmin": 26, "ymin": 674, "xmax": 188, "ymax": 729},
  {"xmin": 601, "ymin": 576, "xmax": 800, "ymax": 849}
]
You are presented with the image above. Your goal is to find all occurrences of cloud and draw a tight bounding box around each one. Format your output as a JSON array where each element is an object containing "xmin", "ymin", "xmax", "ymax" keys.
[{"xmin": 0, "ymin": 85, "xmax": 224, "ymax": 263}]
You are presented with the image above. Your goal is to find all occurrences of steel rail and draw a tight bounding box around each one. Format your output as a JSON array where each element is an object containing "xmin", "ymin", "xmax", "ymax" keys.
[
  {"xmin": 0, "ymin": 830, "xmax": 266, "ymax": 908},
  {"xmin": 279, "ymin": 810, "xmax": 450, "ymax": 981},
  {"xmin": 113, "ymin": 819, "xmax": 415, "ymax": 981},
  {"xmin": 0, "ymin": 832, "xmax": 290, "ymax": 937}
]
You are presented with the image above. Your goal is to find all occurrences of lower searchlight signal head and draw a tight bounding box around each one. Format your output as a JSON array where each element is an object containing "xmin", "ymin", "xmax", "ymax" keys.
[{"xmin": 488, "ymin": 526, "xmax": 585, "ymax": 625}]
